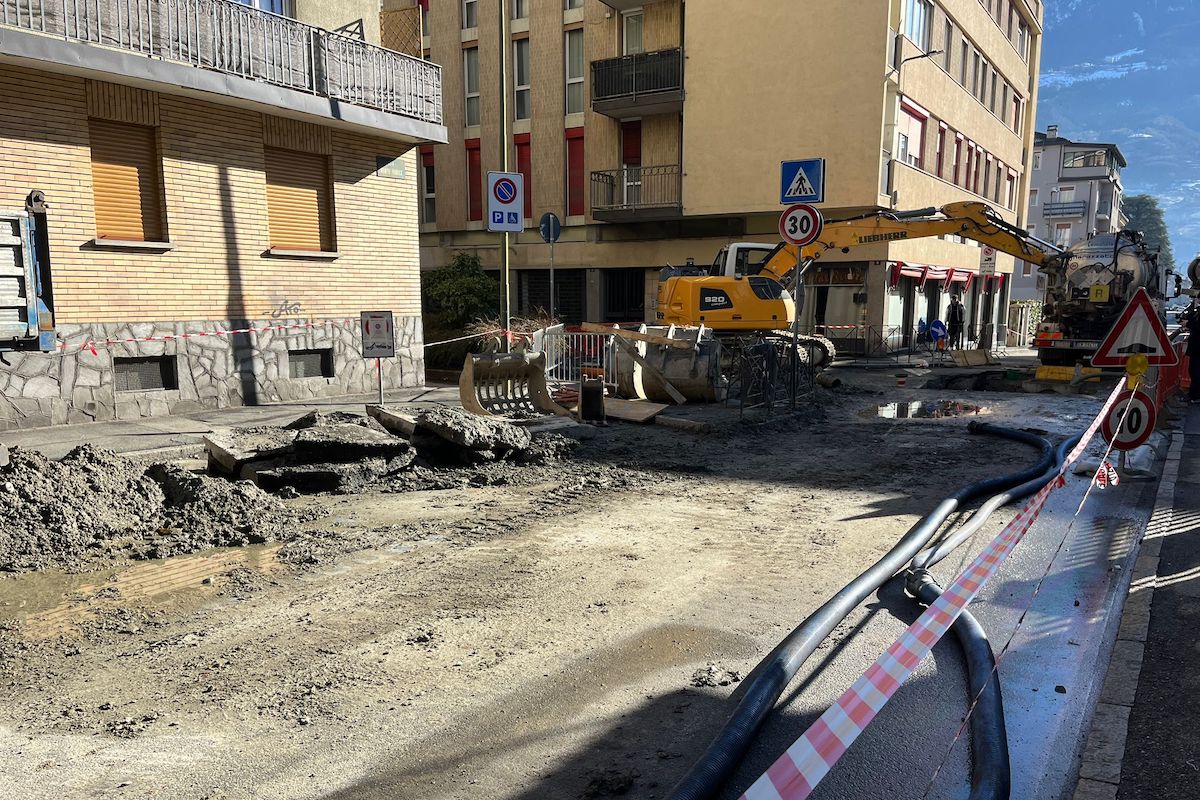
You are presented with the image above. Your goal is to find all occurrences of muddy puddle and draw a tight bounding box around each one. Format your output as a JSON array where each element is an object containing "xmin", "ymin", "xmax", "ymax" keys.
[
  {"xmin": 864, "ymin": 400, "xmax": 991, "ymax": 419},
  {"xmin": 0, "ymin": 542, "xmax": 282, "ymax": 638}
]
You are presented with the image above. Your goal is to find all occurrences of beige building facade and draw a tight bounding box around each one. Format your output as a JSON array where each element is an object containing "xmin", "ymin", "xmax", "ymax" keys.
[
  {"xmin": 408, "ymin": 0, "xmax": 1043, "ymax": 350},
  {"xmin": 0, "ymin": 0, "xmax": 446, "ymax": 430}
]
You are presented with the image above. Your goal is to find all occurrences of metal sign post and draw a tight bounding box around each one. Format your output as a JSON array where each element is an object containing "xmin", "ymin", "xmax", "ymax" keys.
[
  {"xmin": 779, "ymin": 203, "xmax": 824, "ymax": 409},
  {"xmin": 539, "ymin": 212, "xmax": 562, "ymax": 321},
  {"xmin": 360, "ymin": 311, "xmax": 396, "ymax": 406}
]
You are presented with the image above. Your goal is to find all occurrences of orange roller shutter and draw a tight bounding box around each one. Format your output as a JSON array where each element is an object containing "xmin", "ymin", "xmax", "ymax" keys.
[
  {"xmin": 264, "ymin": 147, "xmax": 335, "ymax": 252},
  {"xmin": 88, "ymin": 119, "xmax": 165, "ymax": 242}
]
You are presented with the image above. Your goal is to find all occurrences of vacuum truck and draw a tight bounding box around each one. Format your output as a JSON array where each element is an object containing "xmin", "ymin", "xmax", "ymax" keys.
[{"xmin": 1033, "ymin": 230, "xmax": 1181, "ymax": 365}]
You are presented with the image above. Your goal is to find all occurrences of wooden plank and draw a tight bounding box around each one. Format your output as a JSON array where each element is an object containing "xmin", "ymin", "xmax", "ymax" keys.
[
  {"xmin": 603, "ymin": 397, "xmax": 669, "ymax": 423},
  {"xmin": 611, "ymin": 336, "xmax": 688, "ymax": 404},
  {"xmin": 581, "ymin": 321, "xmax": 692, "ymax": 350}
]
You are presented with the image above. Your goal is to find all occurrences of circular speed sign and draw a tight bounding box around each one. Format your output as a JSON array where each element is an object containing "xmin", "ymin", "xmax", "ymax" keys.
[
  {"xmin": 1101, "ymin": 389, "xmax": 1157, "ymax": 451},
  {"xmin": 779, "ymin": 203, "xmax": 824, "ymax": 247}
]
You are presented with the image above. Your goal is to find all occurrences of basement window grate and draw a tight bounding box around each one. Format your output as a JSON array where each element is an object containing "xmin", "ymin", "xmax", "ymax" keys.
[
  {"xmin": 113, "ymin": 356, "xmax": 178, "ymax": 392},
  {"xmin": 289, "ymin": 348, "xmax": 334, "ymax": 379}
]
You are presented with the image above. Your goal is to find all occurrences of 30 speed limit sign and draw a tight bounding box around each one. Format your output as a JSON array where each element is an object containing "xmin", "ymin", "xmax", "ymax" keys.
[
  {"xmin": 1101, "ymin": 389, "xmax": 1157, "ymax": 451},
  {"xmin": 779, "ymin": 203, "xmax": 823, "ymax": 247}
]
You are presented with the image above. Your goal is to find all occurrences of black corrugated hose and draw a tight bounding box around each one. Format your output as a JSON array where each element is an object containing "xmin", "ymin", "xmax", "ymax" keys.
[
  {"xmin": 666, "ymin": 423, "xmax": 1055, "ymax": 800},
  {"xmin": 902, "ymin": 432, "xmax": 1081, "ymax": 800}
]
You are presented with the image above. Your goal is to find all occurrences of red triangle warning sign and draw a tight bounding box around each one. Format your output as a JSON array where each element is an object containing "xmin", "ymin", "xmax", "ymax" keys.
[{"xmin": 1091, "ymin": 288, "xmax": 1179, "ymax": 367}]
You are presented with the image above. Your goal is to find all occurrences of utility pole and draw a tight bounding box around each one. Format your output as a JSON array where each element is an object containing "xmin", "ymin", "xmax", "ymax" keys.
[{"xmin": 498, "ymin": 0, "xmax": 511, "ymax": 348}]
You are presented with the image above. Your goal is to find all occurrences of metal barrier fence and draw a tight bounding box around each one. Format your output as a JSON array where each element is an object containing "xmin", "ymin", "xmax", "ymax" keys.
[
  {"xmin": 0, "ymin": 0, "xmax": 443, "ymax": 123},
  {"xmin": 802, "ymin": 323, "xmax": 1014, "ymax": 361},
  {"xmin": 540, "ymin": 330, "xmax": 619, "ymax": 387}
]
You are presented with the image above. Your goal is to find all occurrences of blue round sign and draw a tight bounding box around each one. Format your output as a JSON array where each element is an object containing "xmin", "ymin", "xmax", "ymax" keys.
[
  {"xmin": 539, "ymin": 212, "xmax": 562, "ymax": 244},
  {"xmin": 493, "ymin": 177, "xmax": 517, "ymax": 204},
  {"xmin": 929, "ymin": 320, "xmax": 948, "ymax": 341}
]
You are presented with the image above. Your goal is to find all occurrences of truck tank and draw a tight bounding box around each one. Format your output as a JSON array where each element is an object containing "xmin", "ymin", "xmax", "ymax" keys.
[{"xmin": 1037, "ymin": 231, "xmax": 1165, "ymax": 365}]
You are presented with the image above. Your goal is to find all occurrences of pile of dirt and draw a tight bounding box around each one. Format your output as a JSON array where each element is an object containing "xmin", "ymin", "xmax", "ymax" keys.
[
  {"xmin": 0, "ymin": 445, "xmax": 165, "ymax": 572},
  {"xmin": 411, "ymin": 406, "xmax": 534, "ymax": 465},
  {"xmin": 0, "ymin": 445, "xmax": 297, "ymax": 573}
]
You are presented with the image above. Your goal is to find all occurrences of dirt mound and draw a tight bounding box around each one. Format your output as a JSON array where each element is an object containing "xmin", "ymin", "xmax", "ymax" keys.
[
  {"xmin": 0, "ymin": 446, "xmax": 299, "ymax": 572},
  {"xmin": 146, "ymin": 463, "xmax": 296, "ymax": 558},
  {"xmin": 0, "ymin": 445, "xmax": 165, "ymax": 572}
]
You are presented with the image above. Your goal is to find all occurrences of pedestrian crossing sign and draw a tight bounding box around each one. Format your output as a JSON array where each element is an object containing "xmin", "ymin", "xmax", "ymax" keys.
[{"xmin": 780, "ymin": 159, "xmax": 825, "ymax": 204}]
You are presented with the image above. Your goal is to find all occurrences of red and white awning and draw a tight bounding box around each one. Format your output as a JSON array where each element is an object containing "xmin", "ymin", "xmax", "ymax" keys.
[{"xmin": 888, "ymin": 261, "xmax": 1005, "ymax": 292}]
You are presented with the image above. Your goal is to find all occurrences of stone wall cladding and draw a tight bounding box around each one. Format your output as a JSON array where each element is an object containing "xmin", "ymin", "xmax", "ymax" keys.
[{"xmin": 0, "ymin": 316, "xmax": 424, "ymax": 431}]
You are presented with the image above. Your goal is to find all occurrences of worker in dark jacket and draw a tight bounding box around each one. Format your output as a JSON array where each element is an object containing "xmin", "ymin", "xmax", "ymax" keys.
[
  {"xmin": 1183, "ymin": 302, "xmax": 1200, "ymax": 402},
  {"xmin": 947, "ymin": 295, "xmax": 966, "ymax": 350}
]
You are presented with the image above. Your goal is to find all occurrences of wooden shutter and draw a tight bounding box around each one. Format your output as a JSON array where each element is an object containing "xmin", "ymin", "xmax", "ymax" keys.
[
  {"xmin": 88, "ymin": 119, "xmax": 164, "ymax": 242},
  {"xmin": 566, "ymin": 127, "xmax": 585, "ymax": 217},
  {"xmin": 515, "ymin": 133, "xmax": 532, "ymax": 219},
  {"xmin": 621, "ymin": 121, "xmax": 641, "ymax": 165},
  {"xmin": 264, "ymin": 147, "xmax": 335, "ymax": 252},
  {"xmin": 466, "ymin": 139, "xmax": 482, "ymax": 221}
]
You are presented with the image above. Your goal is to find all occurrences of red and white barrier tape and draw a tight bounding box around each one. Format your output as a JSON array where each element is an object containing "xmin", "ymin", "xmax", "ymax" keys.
[
  {"xmin": 739, "ymin": 381, "xmax": 1125, "ymax": 800},
  {"xmin": 56, "ymin": 319, "xmax": 358, "ymax": 357}
]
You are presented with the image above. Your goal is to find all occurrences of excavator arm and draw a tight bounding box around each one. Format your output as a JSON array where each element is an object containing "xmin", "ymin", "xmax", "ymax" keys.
[{"xmin": 759, "ymin": 201, "xmax": 1066, "ymax": 286}]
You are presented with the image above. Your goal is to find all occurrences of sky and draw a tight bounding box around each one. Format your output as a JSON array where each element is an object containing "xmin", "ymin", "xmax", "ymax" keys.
[{"xmin": 1036, "ymin": 0, "xmax": 1200, "ymax": 266}]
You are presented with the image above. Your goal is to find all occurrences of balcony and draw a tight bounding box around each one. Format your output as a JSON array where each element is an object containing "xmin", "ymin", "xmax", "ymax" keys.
[
  {"xmin": 1043, "ymin": 201, "xmax": 1088, "ymax": 218},
  {"xmin": 0, "ymin": 0, "xmax": 445, "ymax": 143},
  {"xmin": 599, "ymin": 0, "xmax": 668, "ymax": 11},
  {"xmin": 591, "ymin": 48, "xmax": 683, "ymax": 119},
  {"xmin": 591, "ymin": 165, "xmax": 682, "ymax": 222}
]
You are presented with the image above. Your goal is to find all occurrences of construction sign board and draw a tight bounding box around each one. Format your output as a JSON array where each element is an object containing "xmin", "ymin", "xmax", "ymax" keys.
[
  {"xmin": 979, "ymin": 246, "xmax": 997, "ymax": 277},
  {"xmin": 360, "ymin": 311, "xmax": 395, "ymax": 359},
  {"xmin": 1091, "ymin": 288, "xmax": 1178, "ymax": 368}
]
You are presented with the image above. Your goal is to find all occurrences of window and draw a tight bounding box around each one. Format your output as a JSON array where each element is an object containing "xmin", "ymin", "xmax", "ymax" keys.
[
  {"xmin": 1032, "ymin": 151, "xmax": 1041, "ymax": 170},
  {"xmin": 943, "ymin": 21, "xmax": 953, "ymax": 70},
  {"xmin": 1011, "ymin": 94, "xmax": 1022, "ymax": 132},
  {"xmin": 1017, "ymin": 17, "xmax": 1029, "ymax": 59},
  {"xmin": 566, "ymin": 127, "xmax": 585, "ymax": 217},
  {"xmin": 953, "ymin": 135, "xmax": 963, "ymax": 185},
  {"xmin": 897, "ymin": 106, "xmax": 926, "ymax": 169},
  {"xmin": 1054, "ymin": 223, "xmax": 1072, "ymax": 248},
  {"xmin": 464, "ymin": 47, "xmax": 480, "ymax": 126},
  {"xmin": 288, "ymin": 349, "xmax": 334, "ymax": 379},
  {"xmin": 565, "ymin": 0, "xmax": 582, "ymax": 8},
  {"xmin": 1029, "ymin": 188, "xmax": 1038, "ymax": 206},
  {"xmin": 1063, "ymin": 149, "xmax": 1111, "ymax": 169},
  {"xmin": 959, "ymin": 41, "xmax": 969, "ymax": 84},
  {"xmin": 1056, "ymin": 186, "xmax": 1076, "ymax": 203},
  {"xmin": 420, "ymin": 147, "xmax": 435, "ymax": 224},
  {"xmin": 1001, "ymin": 83, "xmax": 1010, "ymax": 125},
  {"xmin": 512, "ymin": 0, "xmax": 527, "ymax": 19},
  {"xmin": 972, "ymin": 147, "xmax": 983, "ymax": 193},
  {"xmin": 1007, "ymin": 2, "xmax": 1015, "ymax": 38},
  {"xmin": 1022, "ymin": 261, "xmax": 1033, "ymax": 277},
  {"xmin": 982, "ymin": 156, "xmax": 992, "ymax": 198},
  {"xmin": 514, "ymin": 39, "xmax": 531, "ymax": 120},
  {"xmin": 903, "ymin": 0, "xmax": 933, "ymax": 50},
  {"xmin": 963, "ymin": 143, "xmax": 973, "ymax": 189},
  {"xmin": 972, "ymin": 51, "xmax": 981, "ymax": 96},
  {"xmin": 1006, "ymin": 172, "xmax": 1016, "ymax": 209},
  {"xmin": 993, "ymin": 163, "xmax": 1003, "ymax": 202},
  {"xmin": 935, "ymin": 125, "xmax": 946, "ymax": 177},
  {"xmin": 114, "ymin": 356, "xmax": 177, "ymax": 391},
  {"xmin": 989, "ymin": 68, "xmax": 998, "ymax": 112},
  {"xmin": 565, "ymin": 29, "xmax": 584, "ymax": 113},
  {"xmin": 88, "ymin": 119, "xmax": 166, "ymax": 242},
  {"xmin": 263, "ymin": 147, "xmax": 334, "ymax": 252},
  {"xmin": 622, "ymin": 10, "xmax": 644, "ymax": 55},
  {"xmin": 235, "ymin": 0, "xmax": 291, "ymax": 13},
  {"xmin": 515, "ymin": 133, "xmax": 532, "ymax": 219},
  {"xmin": 462, "ymin": 0, "xmax": 477, "ymax": 29},
  {"xmin": 466, "ymin": 139, "xmax": 482, "ymax": 221}
]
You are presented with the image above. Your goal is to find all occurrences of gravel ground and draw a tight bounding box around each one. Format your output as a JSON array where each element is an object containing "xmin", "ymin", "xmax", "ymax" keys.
[{"xmin": 0, "ymin": 381, "xmax": 1112, "ymax": 800}]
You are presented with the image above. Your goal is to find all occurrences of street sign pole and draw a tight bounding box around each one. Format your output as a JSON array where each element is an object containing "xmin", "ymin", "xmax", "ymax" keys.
[
  {"xmin": 539, "ymin": 212, "xmax": 562, "ymax": 323},
  {"xmin": 498, "ymin": 0, "xmax": 511, "ymax": 349},
  {"xmin": 549, "ymin": 239, "xmax": 555, "ymax": 322}
]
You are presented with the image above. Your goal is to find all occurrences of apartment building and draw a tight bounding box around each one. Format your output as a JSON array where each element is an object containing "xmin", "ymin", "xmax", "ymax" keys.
[
  {"xmin": 1011, "ymin": 125, "xmax": 1127, "ymax": 301},
  {"xmin": 410, "ymin": 0, "xmax": 1042, "ymax": 350},
  {"xmin": 0, "ymin": 0, "xmax": 446, "ymax": 430}
]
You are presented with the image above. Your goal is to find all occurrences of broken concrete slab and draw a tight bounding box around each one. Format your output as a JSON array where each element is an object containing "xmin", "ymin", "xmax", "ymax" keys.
[
  {"xmin": 256, "ymin": 459, "xmax": 392, "ymax": 495},
  {"xmin": 415, "ymin": 406, "xmax": 532, "ymax": 453},
  {"xmin": 293, "ymin": 424, "xmax": 415, "ymax": 464},
  {"xmin": 285, "ymin": 409, "xmax": 389, "ymax": 434},
  {"xmin": 366, "ymin": 405, "xmax": 418, "ymax": 438},
  {"xmin": 203, "ymin": 427, "xmax": 297, "ymax": 475}
]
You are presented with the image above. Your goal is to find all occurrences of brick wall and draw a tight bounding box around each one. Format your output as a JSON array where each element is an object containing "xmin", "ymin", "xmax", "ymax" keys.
[{"xmin": 0, "ymin": 68, "xmax": 421, "ymax": 325}]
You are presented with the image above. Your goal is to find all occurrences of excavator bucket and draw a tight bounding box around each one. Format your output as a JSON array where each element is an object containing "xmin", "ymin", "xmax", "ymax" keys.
[{"xmin": 459, "ymin": 351, "xmax": 573, "ymax": 418}]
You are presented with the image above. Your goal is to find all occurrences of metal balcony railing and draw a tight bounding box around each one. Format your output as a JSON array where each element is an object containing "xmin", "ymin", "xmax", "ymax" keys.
[
  {"xmin": 591, "ymin": 47, "xmax": 682, "ymax": 102},
  {"xmin": 591, "ymin": 165, "xmax": 681, "ymax": 219},
  {"xmin": 1043, "ymin": 200, "xmax": 1087, "ymax": 218},
  {"xmin": 0, "ymin": 0, "xmax": 443, "ymax": 124}
]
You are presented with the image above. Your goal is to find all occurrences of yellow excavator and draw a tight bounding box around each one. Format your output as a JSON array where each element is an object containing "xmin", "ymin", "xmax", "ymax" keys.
[{"xmin": 655, "ymin": 201, "xmax": 1068, "ymax": 360}]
